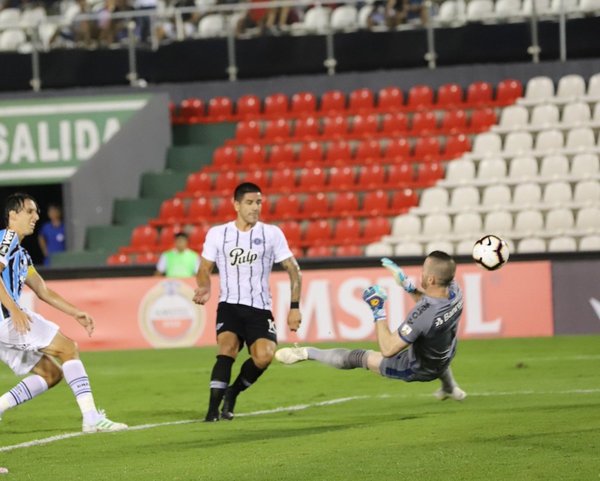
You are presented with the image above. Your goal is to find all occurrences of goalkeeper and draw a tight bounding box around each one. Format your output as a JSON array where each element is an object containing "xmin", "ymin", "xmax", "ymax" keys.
[{"xmin": 275, "ymin": 251, "xmax": 466, "ymax": 401}]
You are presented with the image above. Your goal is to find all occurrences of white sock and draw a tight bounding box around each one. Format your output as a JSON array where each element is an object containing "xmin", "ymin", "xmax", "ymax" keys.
[
  {"xmin": 62, "ymin": 359, "xmax": 98, "ymax": 423},
  {"xmin": 0, "ymin": 375, "xmax": 48, "ymax": 415}
]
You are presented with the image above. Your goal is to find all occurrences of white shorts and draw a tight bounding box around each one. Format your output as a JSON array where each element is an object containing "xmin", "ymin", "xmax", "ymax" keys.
[{"xmin": 0, "ymin": 308, "xmax": 59, "ymax": 376}]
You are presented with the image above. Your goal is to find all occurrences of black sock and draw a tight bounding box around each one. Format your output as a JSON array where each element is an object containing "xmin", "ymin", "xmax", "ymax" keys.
[
  {"xmin": 207, "ymin": 355, "xmax": 235, "ymax": 413},
  {"xmin": 230, "ymin": 358, "xmax": 266, "ymax": 395}
]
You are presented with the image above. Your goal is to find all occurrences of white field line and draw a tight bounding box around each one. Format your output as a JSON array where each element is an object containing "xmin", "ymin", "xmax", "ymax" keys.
[{"xmin": 1, "ymin": 388, "xmax": 599, "ymax": 453}]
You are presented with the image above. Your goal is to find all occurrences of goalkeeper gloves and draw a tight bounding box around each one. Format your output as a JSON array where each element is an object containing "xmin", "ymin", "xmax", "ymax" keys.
[
  {"xmin": 362, "ymin": 285, "xmax": 388, "ymax": 322},
  {"xmin": 381, "ymin": 257, "xmax": 416, "ymax": 294}
]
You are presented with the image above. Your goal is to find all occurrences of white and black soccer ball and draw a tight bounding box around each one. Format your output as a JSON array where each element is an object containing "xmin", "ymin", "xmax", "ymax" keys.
[{"xmin": 472, "ymin": 234, "xmax": 510, "ymax": 271}]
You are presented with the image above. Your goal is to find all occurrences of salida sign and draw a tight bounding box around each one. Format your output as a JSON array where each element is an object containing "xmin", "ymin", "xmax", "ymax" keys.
[{"xmin": 0, "ymin": 96, "xmax": 148, "ymax": 185}]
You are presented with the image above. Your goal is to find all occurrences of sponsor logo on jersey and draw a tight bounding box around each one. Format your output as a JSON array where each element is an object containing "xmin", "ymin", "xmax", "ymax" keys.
[
  {"xmin": 228, "ymin": 247, "xmax": 258, "ymax": 266},
  {"xmin": 0, "ymin": 230, "xmax": 16, "ymax": 257},
  {"xmin": 138, "ymin": 280, "xmax": 205, "ymax": 348}
]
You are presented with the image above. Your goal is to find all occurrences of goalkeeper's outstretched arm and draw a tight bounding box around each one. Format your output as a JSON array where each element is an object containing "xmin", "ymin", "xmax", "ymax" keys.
[{"xmin": 381, "ymin": 257, "xmax": 424, "ymax": 303}]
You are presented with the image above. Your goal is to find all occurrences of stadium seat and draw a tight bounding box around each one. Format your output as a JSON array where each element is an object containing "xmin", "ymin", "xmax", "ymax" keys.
[
  {"xmin": 571, "ymin": 154, "xmax": 599, "ymax": 178},
  {"xmin": 290, "ymin": 92, "xmax": 317, "ymax": 115},
  {"xmin": 425, "ymin": 240, "xmax": 455, "ymax": 254},
  {"xmin": 349, "ymin": 88, "xmax": 375, "ymax": 113},
  {"xmin": 336, "ymin": 244, "xmax": 363, "ymax": 257},
  {"xmin": 300, "ymin": 6, "xmax": 331, "ymax": 33},
  {"xmin": 328, "ymin": 166, "xmax": 356, "ymax": 189},
  {"xmin": 484, "ymin": 210, "xmax": 513, "ymax": 234},
  {"xmin": 325, "ymin": 140, "xmax": 352, "ymax": 165},
  {"xmin": 365, "ymin": 242, "xmax": 393, "ymax": 257},
  {"xmin": 270, "ymin": 168, "xmax": 297, "ymax": 191},
  {"xmin": 381, "ymin": 112, "xmax": 409, "ymax": 135},
  {"xmin": 386, "ymin": 164, "xmax": 414, "ymax": 186},
  {"xmin": 548, "ymin": 236, "xmax": 577, "ymax": 252},
  {"xmin": 377, "ymin": 87, "xmax": 404, "ymax": 111},
  {"xmin": 351, "ymin": 114, "xmax": 378, "ymax": 137},
  {"xmin": 298, "ymin": 141, "xmax": 324, "ymax": 165},
  {"xmin": 503, "ymin": 131, "xmax": 533, "ymax": 155},
  {"xmin": 482, "ymin": 184, "xmax": 512, "ymax": 207},
  {"xmin": 236, "ymin": 94, "xmax": 262, "ymax": 118},
  {"xmin": 444, "ymin": 134, "xmax": 471, "ymax": 158},
  {"xmin": 305, "ymin": 245, "xmax": 334, "ymax": 257},
  {"xmin": 272, "ymin": 194, "xmax": 301, "ymax": 219},
  {"xmin": 535, "ymin": 130, "xmax": 564, "ymax": 153},
  {"xmin": 542, "ymin": 181, "xmax": 572, "ymax": 205},
  {"xmin": 413, "ymin": 137, "xmax": 441, "ymax": 162},
  {"xmin": 322, "ymin": 115, "xmax": 349, "ymax": 138},
  {"xmin": 545, "ymin": 208, "xmax": 575, "ymax": 234},
  {"xmin": 517, "ymin": 237, "xmax": 546, "ymax": 253},
  {"xmin": 279, "ymin": 220, "xmax": 302, "ymax": 245},
  {"xmin": 450, "ymin": 186, "xmax": 480, "ymax": 210},
  {"xmin": 455, "ymin": 240, "xmax": 475, "ymax": 256},
  {"xmin": 440, "ymin": 109, "xmax": 467, "ymax": 134},
  {"xmin": 245, "ymin": 170, "xmax": 269, "ymax": 188},
  {"xmin": 422, "ymin": 213, "xmax": 452, "ymax": 236},
  {"xmin": 384, "ymin": 138, "xmax": 412, "ymax": 162},
  {"xmin": 293, "ymin": 117, "xmax": 319, "ymax": 140},
  {"xmin": 188, "ymin": 224, "xmax": 210, "ymax": 251},
  {"xmin": 586, "ymin": 73, "xmax": 600, "ymax": 99},
  {"xmin": 561, "ymin": 102, "xmax": 591, "ymax": 126},
  {"xmin": 333, "ymin": 217, "xmax": 362, "ymax": 243},
  {"xmin": 355, "ymin": 140, "xmax": 382, "ymax": 163},
  {"xmin": 415, "ymin": 163, "xmax": 444, "ymax": 186},
  {"xmin": 157, "ymin": 225, "xmax": 180, "ymax": 250},
  {"xmin": 420, "ymin": 187, "xmax": 449, "ymax": 211},
  {"xmin": 123, "ymin": 225, "xmax": 158, "ymax": 253},
  {"xmin": 269, "ymin": 144, "xmax": 296, "ymax": 167},
  {"xmin": 391, "ymin": 214, "xmax": 421, "ymax": 239},
  {"xmin": 469, "ymin": 107, "xmax": 497, "ymax": 132},
  {"xmin": 466, "ymin": 81, "xmax": 494, "ymax": 107},
  {"xmin": 573, "ymin": 180, "xmax": 600, "ymax": 205},
  {"xmin": 436, "ymin": 0, "xmax": 462, "ymax": 23},
  {"xmin": 198, "ymin": 14, "xmax": 225, "ymax": 38},
  {"xmin": 530, "ymin": 104, "xmax": 560, "ymax": 127},
  {"xmin": 407, "ymin": 85, "xmax": 434, "ymax": 110},
  {"xmin": 302, "ymin": 192, "xmax": 329, "ymax": 218},
  {"xmin": 179, "ymin": 98, "xmax": 204, "ymax": 122},
  {"xmin": 320, "ymin": 90, "xmax": 346, "ymax": 113},
  {"xmin": 556, "ymin": 74, "xmax": 586, "ymax": 100},
  {"xmin": 240, "ymin": 145, "xmax": 267, "ymax": 167},
  {"xmin": 513, "ymin": 182, "xmax": 542, "ymax": 206},
  {"xmin": 330, "ymin": 5, "xmax": 358, "ymax": 30},
  {"xmin": 539, "ymin": 155, "xmax": 569, "ymax": 179},
  {"xmin": 411, "ymin": 111, "xmax": 438, "ymax": 134},
  {"xmin": 207, "ymin": 96, "xmax": 233, "ymax": 121},
  {"xmin": 264, "ymin": 93, "xmax": 289, "ymax": 117},
  {"xmin": 499, "ymin": 105, "xmax": 528, "ymax": 129},
  {"xmin": 357, "ymin": 164, "xmax": 385, "ymax": 188},
  {"xmin": 524, "ymin": 76, "xmax": 555, "ymax": 102},
  {"xmin": 213, "ymin": 146, "xmax": 238, "ymax": 168},
  {"xmin": 565, "ymin": 127, "xmax": 595, "ymax": 151},
  {"xmin": 390, "ymin": 189, "xmax": 418, "ymax": 212},
  {"xmin": 235, "ymin": 120, "xmax": 261, "ymax": 143},
  {"xmin": 187, "ymin": 197, "xmax": 214, "ymax": 221},
  {"xmin": 303, "ymin": 219, "xmax": 333, "ymax": 244},
  {"xmin": 362, "ymin": 217, "xmax": 391, "ymax": 241},
  {"xmin": 495, "ymin": 79, "xmax": 523, "ymax": 106},
  {"xmin": 362, "ymin": 190, "xmax": 390, "ymax": 216},
  {"xmin": 436, "ymin": 83, "xmax": 464, "ymax": 108},
  {"xmin": 154, "ymin": 198, "xmax": 185, "ymax": 225},
  {"xmin": 466, "ymin": 0, "xmax": 494, "ymax": 21},
  {"xmin": 576, "ymin": 207, "xmax": 600, "ymax": 232},
  {"xmin": 263, "ymin": 119, "xmax": 290, "ymax": 141},
  {"xmin": 107, "ymin": 253, "xmax": 131, "ymax": 265},
  {"xmin": 183, "ymin": 172, "xmax": 212, "ymax": 196},
  {"xmin": 513, "ymin": 209, "xmax": 544, "ymax": 236},
  {"xmin": 522, "ymin": 0, "xmax": 551, "ymax": 14},
  {"xmin": 579, "ymin": 235, "xmax": 600, "ymax": 251},
  {"xmin": 213, "ymin": 197, "xmax": 233, "ymax": 220},
  {"xmin": 394, "ymin": 242, "xmax": 423, "ymax": 256},
  {"xmin": 135, "ymin": 252, "xmax": 159, "ymax": 265},
  {"xmin": 444, "ymin": 159, "xmax": 476, "ymax": 184},
  {"xmin": 297, "ymin": 167, "xmax": 326, "ymax": 192},
  {"xmin": 478, "ymin": 157, "xmax": 507, "ymax": 180},
  {"xmin": 214, "ymin": 171, "xmax": 240, "ymax": 195},
  {"xmin": 330, "ymin": 191, "xmax": 359, "ymax": 216}
]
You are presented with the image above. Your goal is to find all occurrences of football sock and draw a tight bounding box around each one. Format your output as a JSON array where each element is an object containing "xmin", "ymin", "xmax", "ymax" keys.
[
  {"xmin": 439, "ymin": 367, "xmax": 458, "ymax": 392},
  {"xmin": 306, "ymin": 348, "xmax": 369, "ymax": 370},
  {"xmin": 0, "ymin": 375, "xmax": 48, "ymax": 414},
  {"xmin": 62, "ymin": 360, "xmax": 98, "ymax": 423},
  {"xmin": 229, "ymin": 358, "xmax": 265, "ymax": 394},
  {"xmin": 207, "ymin": 355, "xmax": 235, "ymax": 414}
]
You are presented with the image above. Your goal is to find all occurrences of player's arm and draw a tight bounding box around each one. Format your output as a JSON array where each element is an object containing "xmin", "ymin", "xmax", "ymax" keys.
[
  {"xmin": 0, "ymin": 263, "xmax": 31, "ymax": 333},
  {"xmin": 375, "ymin": 319, "xmax": 409, "ymax": 357},
  {"xmin": 280, "ymin": 256, "xmax": 302, "ymax": 331},
  {"xmin": 193, "ymin": 256, "xmax": 215, "ymax": 305},
  {"xmin": 380, "ymin": 257, "xmax": 423, "ymax": 303},
  {"xmin": 25, "ymin": 267, "xmax": 95, "ymax": 336}
]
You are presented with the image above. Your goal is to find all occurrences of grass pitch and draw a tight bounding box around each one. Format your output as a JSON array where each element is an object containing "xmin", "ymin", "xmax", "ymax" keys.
[{"xmin": 1, "ymin": 336, "xmax": 599, "ymax": 481}]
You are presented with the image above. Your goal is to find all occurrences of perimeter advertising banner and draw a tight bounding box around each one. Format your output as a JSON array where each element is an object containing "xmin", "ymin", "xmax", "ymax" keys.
[
  {"xmin": 0, "ymin": 95, "xmax": 149, "ymax": 185},
  {"xmin": 23, "ymin": 261, "xmax": 554, "ymax": 351}
]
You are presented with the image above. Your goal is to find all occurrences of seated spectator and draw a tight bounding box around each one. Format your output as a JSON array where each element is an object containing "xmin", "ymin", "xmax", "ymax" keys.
[
  {"xmin": 37, "ymin": 203, "xmax": 66, "ymax": 266},
  {"xmin": 155, "ymin": 232, "xmax": 200, "ymax": 278},
  {"xmin": 155, "ymin": 0, "xmax": 199, "ymax": 42},
  {"xmin": 98, "ymin": 0, "xmax": 134, "ymax": 46}
]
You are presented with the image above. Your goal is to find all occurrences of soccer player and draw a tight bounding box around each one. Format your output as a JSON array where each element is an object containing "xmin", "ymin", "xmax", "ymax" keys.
[
  {"xmin": 194, "ymin": 182, "xmax": 302, "ymax": 422},
  {"xmin": 0, "ymin": 193, "xmax": 127, "ymax": 432},
  {"xmin": 276, "ymin": 252, "xmax": 467, "ymax": 401}
]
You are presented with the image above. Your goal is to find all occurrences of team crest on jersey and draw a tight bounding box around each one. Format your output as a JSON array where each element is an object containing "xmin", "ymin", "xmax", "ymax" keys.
[
  {"xmin": 0, "ymin": 230, "xmax": 15, "ymax": 257},
  {"xmin": 253, "ymin": 238, "xmax": 263, "ymax": 246},
  {"xmin": 228, "ymin": 247, "xmax": 258, "ymax": 266}
]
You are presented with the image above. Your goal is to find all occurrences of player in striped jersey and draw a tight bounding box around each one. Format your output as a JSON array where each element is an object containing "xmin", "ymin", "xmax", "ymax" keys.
[
  {"xmin": 194, "ymin": 183, "xmax": 302, "ymax": 421},
  {"xmin": 0, "ymin": 193, "xmax": 127, "ymax": 432}
]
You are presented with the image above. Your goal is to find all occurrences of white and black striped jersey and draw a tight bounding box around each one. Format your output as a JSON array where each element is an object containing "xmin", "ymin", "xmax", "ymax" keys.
[{"xmin": 201, "ymin": 221, "xmax": 293, "ymax": 310}]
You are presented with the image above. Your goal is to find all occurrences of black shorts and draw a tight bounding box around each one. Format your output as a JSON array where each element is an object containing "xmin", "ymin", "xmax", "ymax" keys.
[{"xmin": 216, "ymin": 302, "xmax": 277, "ymax": 349}]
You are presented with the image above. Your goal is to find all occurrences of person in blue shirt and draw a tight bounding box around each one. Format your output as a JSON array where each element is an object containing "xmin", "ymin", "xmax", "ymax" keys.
[
  {"xmin": 37, "ymin": 203, "xmax": 65, "ymax": 266},
  {"xmin": 0, "ymin": 193, "xmax": 127, "ymax": 432}
]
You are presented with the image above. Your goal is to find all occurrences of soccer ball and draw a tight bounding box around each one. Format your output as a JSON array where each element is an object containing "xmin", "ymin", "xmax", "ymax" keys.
[{"xmin": 472, "ymin": 235, "xmax": 510, "ymax": 271}]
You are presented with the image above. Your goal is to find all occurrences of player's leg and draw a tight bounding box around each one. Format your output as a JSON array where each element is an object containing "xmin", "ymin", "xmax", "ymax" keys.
[
  {"xmin": 41, "ymin": 330, "xmax": 127, "ymax": 432},
  {"xmin": 434, "ymin": 366, "xmax": 467, "ymax": 401},
  {"xmin": 275, "ymin": 346, "xmax": 373, "ymax": 371},
  {"xmin": 204, "ymin": 330, "xmax": 239, "ymax": 422}
]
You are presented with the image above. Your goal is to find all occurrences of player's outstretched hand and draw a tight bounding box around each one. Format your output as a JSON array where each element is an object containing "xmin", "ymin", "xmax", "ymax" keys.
[
  {"xmin": 362, "ymin": 285, "xmax": 387, "ymax": 322},
  {"xmin": 193, "ymin": 287, "xmax": 210, "ymax": 305},
  {"xmin": 75, "ymin": 311, "xmax": 95, "ymax": 337},
  {"xmin": 381, "ymin": 257, "xmax": 416, "ymax": 293}
]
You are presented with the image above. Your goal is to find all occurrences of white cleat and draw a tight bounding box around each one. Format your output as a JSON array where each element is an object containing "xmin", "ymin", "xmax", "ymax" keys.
[
  {"xmin": 434, "ymin": 387, "xmax": 467, "ymax": 401},
  {"xmin": 82, "ymin": 410, "xmax": 128, "ymax": 433},
  {"xmin": 275, "ymin": 345, "xmax": 309, "ymax": 365}
]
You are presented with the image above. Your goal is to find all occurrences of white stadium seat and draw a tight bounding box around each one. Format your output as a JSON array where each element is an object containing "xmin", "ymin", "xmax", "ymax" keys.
[
  {"xmin": 522, "ymin": 0, "xmax": 551, "ymax": 14},
  {"xmin": 539, "ymin": 154, "xmax": 569, "ymax": 179},
  {"xmin": 499, "ymin": 105, "xmax": 528, "ymax": 128},
  {"xmin": 548, "ymin": 236, "xmax": 577, "ymax": 252},
  {"xmin": 534, "ymin": 130, "xmax": 564, "ymax": 153},
  {"xmin": 495, "ymin": 0, "xmax": 522, "ymax": 19},
  {"xmin": 467, "ymin": 0, "xmax": 494, "ymax": 20},
  {"xmin": 357, "ymin": 5, "xmax": 373, "ymax": 28},
  {"xmin": 545, "ymin": 208, "xmax": 575, "ymax": 233},
  {"xmin": 504, "ymin": 131, "xmax": 533, "ymax": 155},
  {"xmin": 473, "ymin": 132, "xmax": 502, "ymax": 156},
  {"xmin": 302, "ymin": 6, "xmax": 331, "ymax": 33},
  {"xmin": 524, "ymin": 76, "xmax": 554, "ymax": 102},
  {"xmin": 550, "ymin": 0, "xmax": 578, "ymax": 13},
  {"xmin": 330, "ymin": 5, "xmax": 358, "ymax": 30},
  {"xmin": 20, "ymin": 6, "xmax": 46, "ymax": 27},
  {"xmin": 576, "ymin": 207, "xmax": 600, "ymax": 231},
  {"xmin": 561, "ymin": 102, "xmax": 592, "ymax": 125},
  {"xmin": 365, "ymin": 242, "xmax": 393, "ymax": 257},
  {"xmin": 508, "ymin": 156, "xmax": 538, "ymax": 179},
  {"xmin": 571, "ymin": 153, "xmax": 599, "ymax": 177},
  {"xmin": 517, "ymin": 237, "xmax": 546, "ymax": 253},
  {"xmin": 198, "ymin": 14, "xmax": 225, "ymax": 38},
  {"xmin": 579, "ymin": 235, "xmax": 600, "ymax": 251},
  {"xmin": 573, "ymin": 180, "xmax": 600, "ymax": 204},
  {"xmin": 425, "ymin": 240, "xmax": 455, "ymax": 254},
  {"xmin": 513, "ymin": 182, "xmax": 542, "ymax": 205},
  {"xmin": 586, "ymin": 73, "xmax": 600, "ymax": 99},
  {"xmin": 0, "ymin": 29, "xmax": 26, "ymax": 51},
  {"xmin": 530, "ymin": 104, "xmax": 560, "ymax": 127},
  {"xmin": 391, "ymin": 214, "xmax": 421, "ymax": 238},
  {"xmin": 542, "ymin": 181, "xmax": 572, "ymax": 205},
  {"xmin": 484, "ymin": 210, "xmax": 514, "ymax": 234},
  {"xmin": 452, "ymin": 212, "xmax": 483, "ymax": 235},
  {"xmin": 456, "ymin": 240, "xmax": 476, "ymax": 255},
  {"xmin": 422, "ymin": 214, "xmax": 452, "ymax": 236},
  {"xmin": 513, "ymin": 209, "xmax": 544, "ymax": 235},
  {"xmin": 556, "ymin": 74, "xmax": 586, "ymax": 99},
  {"xmin": 420, "ymin": 187, "xmax": 450, "ymax": 210},
  {"xmin": 579, "ymin": 0, "xmax": 600, "ymax": 13},
  {"xmin": 593, "ymin": 102, "xmax": 600, "ymax": 122},
  {"xmin": 445, "ymin": 159, "xmax": 476, "ymax": 183},
  {"xmin": 565, "ymin": 127, "xmax": 596, "ymax": 150},
  {"xmin": 478, "ymin": 157, "xmax": 507, "ymax": 180},
  {"xmin": 394, "ymin": 242, "xmax": 423, "ymax": 256},
  {"xmin": 450, "ymin": 186, "xmax": 480, "ymax": 210},
  {"xmin": 0, "ymin": 8, "xmax": 20, "ymax": 28},
  {"xmin": 437, "ymin": 0, "xmax": 462, "ymax": 22},
  {"xmin": 482, "ymin": 185, "xmax": 512, "ymax": 207}
]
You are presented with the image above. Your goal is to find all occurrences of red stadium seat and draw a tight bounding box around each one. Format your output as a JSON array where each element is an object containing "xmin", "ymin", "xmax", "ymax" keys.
[
  {"xmin": 381, "ymin": 112, "xmax": 409, "ymax": 135},
  {"xmin": 135, "ymin": 252, "xmax": 159, "ymax": 265},
  {"xmin": 269, "ymin": 144, "xmax": 296, "ymax": 167},
  {"xmin": 183, "ymin": 172, "xmax": 212, "ymax": 196},
  {"xmin": 213, "ymin": 171, "xmax": 240, "ymax": 195},
  {"xmin": 390, "ymin": 189, "xmax": 418, "ymax": 212},
  {"xmin": 188, "ymin": 224, "xmax": 210, "ymax": 250},
  {"xmin": 411, "ymin": 111, "xmax": 438, "ymax": 134},
  {"xmin": 336, "ymin": 244, "xmax": 363, "ymax": 256},
  {"xmin": 236, "ymin": 94, "xmax": 261, "ymax": 119},
  {"xmin": 362, "ymin": 217, "xmax": 391, "ymax": 242},
  {"xmin": 279, "ymin": 220, "xmax": 302, "ymax": 246},
  {"xmin": 239, "ymin": 145, "xmax": 267, "ymax": 167},
  {"xmin": 293, "ymin": 116, "xmax": 319, "ymax": 140},
  {"xmin": 357, "ymin": 164, "xmax": 385, "ymax": 189},
  {"xmin": 320, "ymin": 90, "xmax": 346, "ymax": 113},
  {"xmin": 415, "ymin": 162, "xmax": 444, "ymax": 186},
  {"xmin": 264, "ymin": 93, "xmax": 289, "ymax": 117},
  {"xmin": 107, "ymin": 253, "xmax": 131, "ymax": 265},
  {"xmin": 349, "ymin": 88, "xmax": 375, "ymax": 113},
  {"xmin": 495, "ymin": 79, "xmax": 523, "ymax": 106},
  {"xmin": 325, "ymin": 141, "xmax": 352, "ymax": 165},
  {"xmin": 444, "ymin": 134, "xmax": 471, "ymax": 158},
  {"xmin": 157, "ymin": 225, "xmax": 181, "ymax": 250},
  {"xmin": 306, "ymin": 245, "xmax": 334, "ymax": 257},
  {"xmin": 303, "ymin": 219, "xmax": 333, "ymax": 244},
  {"xmin": 413, "ymin": 136, "xmax": 441, "ymax": 162},
  {"xmin": 290, "ymin": 91, "xmax": 317, "ymax": 115},
  {"xmin": 123, "ymin": 225, "xmax": 158, "ymax": 253},
  {"xmin": 351, "ymin": 114, "xmax": 378, "ymax": 137},
  {"xmin": 322, "ymin": 115, "xmax": 349, "ymax": 139},
  {"xmin": 207, "ymin": 96, "xmax": 234, "ymax": 121},
  {"xmin": 272, "ymin": 194, "xmax": 301, "ymax": 219},
  {"xmin": 469, "ymin": 107, "xmax": 497, "ymax": 132},
  {"xmin": 328, "ymin": 166, "xmax": 356, "ymax": 190},
  {"xmin": 245, "ymin": 170, "xmax": 269, "ymax": 188},
  {"xmin": 187, "ymin": 198, "xmax": 214, "ymax": 222},
  {"xmin": 302, "ymin": 193, "xmax": 329, "ymax": 218},
  {"xmin": 377, "ymin": 86, "xmax": 404, "ymax": 111},
  {"xmin": 407, "ymin": 85, "xmax": 434, "ymax": 110},
  {"xmin": 263, "ymin": 118, "xmax": 291, "ymax": 141},
  {"xmin": 439, "ymin": 109, "xmax": 467, "ymax": 134},
  {"xmin": 179, "ymin": 98, "xmax": 205, "ymax": 122},
  {"xmin": 235, "ymin": 120, "xmax": 261, "ymax": 143},
  {"xmin": 436, "ymin": 83, "xmax": 464, "ymax": 108},
  {"xmin": 333, "ymin": 217, "xmax": 361, "ymax": 243},
  {"xmin": 297, "ymin": 167, "xmax": 326, "ymax": 192},
  {"xmin": 385, "ymin": 163, "xmax": 413, "ymax": 186},
  {"xmin": 354, "ymin": 139, "xmax": 382, "ymax": 164},
  {"xmin": 154, "ymin": 198, "xmax": 185, "ymax": 225},
  {"xmin": 466, "ymin": 81, "xmax": 494, "ymax": 107},
  {"xmin": 330, "ymin": 192, "xmax": 359, "ymax": 216},
  {"xmin": 298, "ymin": 141, "xmax": 324, "ymax": 165},
  {"xmin": 270, "ymin": 168, "xmax": 297, "ymax": 191},
  {"xmin": 213, "ymin": 146, "xmax": 238, "ymax": 168},
  {"xmin": 362, "ymin": 190, "xmax": 389, "ymax": 216},
  {"xmin": 383, "ymin": 138, "xmax": 411, "ymax": 162},
  {"xmin": 213, "ymin": 197, "xmax": 233, "ymax": 220},
  {"xmin": 290, "ymin": 246, "xmax": 303, "ymax": 258}
]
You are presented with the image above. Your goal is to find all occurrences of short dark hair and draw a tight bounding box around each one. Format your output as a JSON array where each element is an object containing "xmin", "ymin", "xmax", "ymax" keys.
[
  {"xmin": 426, "ymin": 250, "xmax": 456, "ymax": 287},
  {"xmin": 174, "ymin": 231, "xmax": 188, "ymax": 240},
  {"xmin": 3, "ymin": 193, "xmax": 38, "ymax": 227},
  {"xmin": 234, "ymin": 182, "xmax": 261, "ymax": 202}
]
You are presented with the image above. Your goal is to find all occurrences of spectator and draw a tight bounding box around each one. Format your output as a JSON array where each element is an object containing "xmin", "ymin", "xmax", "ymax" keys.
[
  {"xmin": 37, "ymin": 203, "xmax": 65, "ymax": 266},
  {"xmin": 98, "ymin": 0, "xmax": 134, "ymax": 46},
  {"xmin": 155, "ymin": 231, "xmax": 200, "ymax": 278}
]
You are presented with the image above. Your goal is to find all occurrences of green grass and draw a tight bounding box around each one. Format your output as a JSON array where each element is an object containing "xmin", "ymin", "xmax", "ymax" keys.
[{"xmin": 1, "ymin": 336, "xmax": 599, "ymax": 481}]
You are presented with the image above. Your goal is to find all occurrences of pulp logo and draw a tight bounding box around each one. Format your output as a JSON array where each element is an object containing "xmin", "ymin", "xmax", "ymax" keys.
[{"xmin": 138, "ymin": 280, "xmax": 205, "ymax": 348}]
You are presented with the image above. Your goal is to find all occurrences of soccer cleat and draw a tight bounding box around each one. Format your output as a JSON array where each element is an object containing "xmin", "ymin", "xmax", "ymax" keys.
[
  {"xmin": 203, "ymin": 411, "xmax": 220, "ymax": 422},
  {"xmin": 82, "ymin": 410, "xmax": 128, "ymax": 433},
  {"xmin": 275, "ymin": 345, "xmax": 308, "ymax": 365},
  {"xmin": 362, "ymin": 285, "xmax": 388, "ymax": 321},
  {"xmin": 434, "ymin": 387, "xmax": 467, "ymax": 401},
  {"xmin": 220, "ymin": 387, "xmax": 238, "ymax": 421}
]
